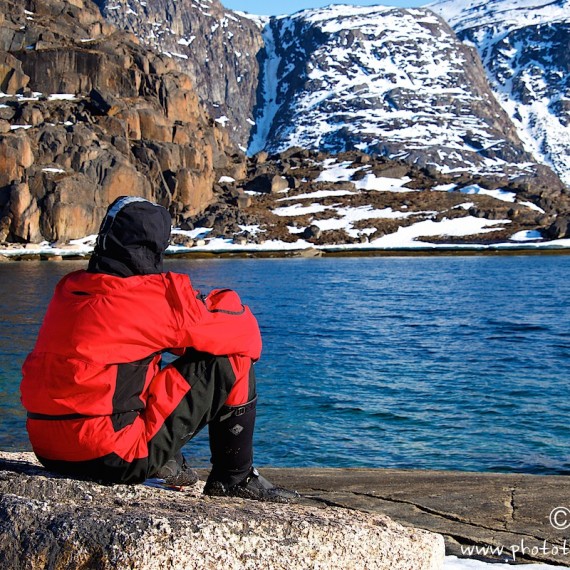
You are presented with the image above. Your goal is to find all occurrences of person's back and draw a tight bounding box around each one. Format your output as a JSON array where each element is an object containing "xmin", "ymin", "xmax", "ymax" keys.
[{"xmin": 21, "ymin": 196, "xmax": 296, "ymax": 501}]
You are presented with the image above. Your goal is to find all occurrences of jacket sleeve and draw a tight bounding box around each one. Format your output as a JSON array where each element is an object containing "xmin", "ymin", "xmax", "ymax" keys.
[{"xmin": 167, "ymin": 274, "xmax": 262, "ymax": 360}]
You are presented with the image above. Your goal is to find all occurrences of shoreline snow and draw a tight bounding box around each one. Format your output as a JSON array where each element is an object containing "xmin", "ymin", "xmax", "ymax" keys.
[{"xmin": 1, "ymin": 233, "xmax": 569, "ymax": 260}]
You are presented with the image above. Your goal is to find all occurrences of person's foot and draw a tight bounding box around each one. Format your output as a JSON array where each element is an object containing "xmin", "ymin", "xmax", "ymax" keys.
[
  {"xmin": 204, "ymin": 467, "xmax": 299, "ymax": 503},
  {"xmin": 154, "ymin": 455, "xmax": 199, "ymax": 487}
]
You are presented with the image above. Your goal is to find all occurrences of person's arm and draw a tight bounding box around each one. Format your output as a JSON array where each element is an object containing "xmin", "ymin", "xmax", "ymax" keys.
[
  {"xmin": 167, "ymin": 275, "xmax": 262, "ymax": 360},
  {"xmin": 188, "ymin": 288, "xmax": 262, "ymax": 359}
]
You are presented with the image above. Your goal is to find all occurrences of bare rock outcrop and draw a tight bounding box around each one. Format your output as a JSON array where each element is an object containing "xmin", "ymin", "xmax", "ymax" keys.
[
  {"xmin": 93, "ymin": 0, "xmax": 265, "ymax": 149},
  {"xmin": 0, "ymin": 452, "xmax": 445, "ymax": 570},
  {"xmin": 0, "ymin": 0, "xmax": 245, "ymax": 244},
  {"xmin": 183, "ymin": 148, "xmax": 567, "ymax": 249}
]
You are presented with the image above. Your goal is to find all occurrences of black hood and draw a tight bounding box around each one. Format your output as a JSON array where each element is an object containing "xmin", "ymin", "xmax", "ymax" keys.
[{"xmin": 88, "ymin": 196, "xmax": 171, "ymax": 277}]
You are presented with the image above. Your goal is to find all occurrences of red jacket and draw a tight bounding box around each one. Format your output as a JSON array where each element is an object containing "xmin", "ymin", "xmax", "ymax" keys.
[{"xmin": 20, "ymin": 269, "xmax": 261, "ymax": 463}]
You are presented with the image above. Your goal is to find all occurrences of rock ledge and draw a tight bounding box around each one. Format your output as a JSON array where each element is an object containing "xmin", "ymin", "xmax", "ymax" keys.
[{"xmin": 0, "ymin": 452, "xmax": 444, "ymax": 569}]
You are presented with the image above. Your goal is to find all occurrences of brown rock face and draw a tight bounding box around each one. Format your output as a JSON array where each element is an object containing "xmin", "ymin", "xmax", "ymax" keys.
[
  {"xmin": 0, "ymin": 0, "xmax": 244, "ymax": 244},
  {"xmin": 93, "ymin": 0, "xmax": 264, "ymax": 149},
  {"xmin": 175, "ymin": 168, "xmax": 214, "ymax": 215},
  {"xmin": 0, "ymin": 52, "xmax": 29, "ymax": 92},
  {"xmin": 0, "ymin": 130, "xmax": 34, "ymax": 187},
  {"xmin": 8, "ymin": 182, "xmax": 42, "ymax": 242}
]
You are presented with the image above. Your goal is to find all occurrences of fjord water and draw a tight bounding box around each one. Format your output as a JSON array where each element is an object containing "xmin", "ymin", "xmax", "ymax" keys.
[{"xmin": 1, "ymin": 255, "xmax": 569, "ymax": 474}]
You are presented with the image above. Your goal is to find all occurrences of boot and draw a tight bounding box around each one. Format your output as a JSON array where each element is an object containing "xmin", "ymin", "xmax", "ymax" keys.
[
  {"xmin": 154, "ymin": 452, "xmax": 199, "ymax": 487},
  {"xmin": 208, "ymin": 466, "xmax": 300, "ymax": 503},
  {"xmin": 204, "ymin": 398, "xmax": 298, "ymax": 503}
]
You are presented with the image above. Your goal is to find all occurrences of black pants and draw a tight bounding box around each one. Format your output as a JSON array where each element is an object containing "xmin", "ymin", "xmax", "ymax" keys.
[{"xmin": 38, "ymin": 349, "xmax": 256, "ymax": 484}]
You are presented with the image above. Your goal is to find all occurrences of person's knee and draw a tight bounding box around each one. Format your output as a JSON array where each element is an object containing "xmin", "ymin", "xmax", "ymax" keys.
[
  {"xmin": 173, "ymin": 350, "xmax": 236, "ymax": 390},
  {"xmin": 224, "ymin": 356, "xmax": 256, "ymax": 406}
]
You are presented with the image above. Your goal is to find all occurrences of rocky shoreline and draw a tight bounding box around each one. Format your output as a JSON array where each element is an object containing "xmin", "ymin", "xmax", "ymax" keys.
[
  {"xmin": 260, "ymin": 468, "xmax": 570, "ymax": 567},
  {"xmin": 0, "ymin": 452, "xmax": 444, "ymax": 570},
  {"xmin": 0, "ymin": 452, "xmax": 568, "ymax": 568},
  {"xmin": 1, "ymin": 237, "xmax": 570, "ymax": 263}
]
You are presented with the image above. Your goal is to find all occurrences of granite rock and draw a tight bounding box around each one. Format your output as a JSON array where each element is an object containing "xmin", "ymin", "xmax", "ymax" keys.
[
  {"xmin": 0, "ymin": 452, "xmax": 445, "ymax": 570},
  {"xmin": 93, "ymin": 0, "xmax": 264, "ymax": 149}
]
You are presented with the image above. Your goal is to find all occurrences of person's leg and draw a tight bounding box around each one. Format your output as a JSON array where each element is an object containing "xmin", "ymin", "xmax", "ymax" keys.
[
  {"xmin": 206, "ymin": 356, "xmax": 257, "ymax": 488},
  {"xmin": 37, "ymin": 350, "xmax": 296, "ymax": 500},
  {"xmin": 90, "ymin": 348, "xmax": 296, "ymax": 500},
  {"xmin": 203, "ymin": 357, "xmax": 298, "ymax": 502},
  {"xmin": 147, "ymin": 348, "xmax": 297, "ymax": 501},
  {"xmin": 143, "ymin": 348, "xmax": 243, "ymax": 478},
  {"xmin": 36, "ymin": 350, "xmax": 241, "ymax": 485}
]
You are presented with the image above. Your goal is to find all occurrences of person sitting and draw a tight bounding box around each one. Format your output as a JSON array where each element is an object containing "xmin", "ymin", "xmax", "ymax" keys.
[{"xmin": 20, "ymin": 196, "xmax": 297, "ymax": 502}]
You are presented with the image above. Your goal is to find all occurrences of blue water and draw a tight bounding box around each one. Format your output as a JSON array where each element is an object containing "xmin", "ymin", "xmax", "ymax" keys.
[{"xmin": 1, "ymin": 255, "xmax": 569, "ymax": 474}]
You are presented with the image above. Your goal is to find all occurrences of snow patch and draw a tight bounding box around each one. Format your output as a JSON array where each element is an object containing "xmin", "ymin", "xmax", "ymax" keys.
[
  {"xmin": 277, "ymin": 189, "xmax": 357, "ymax": 201},
  {"xmin": 272, "ymin": 203, "xmax": 330, "ymax": 217},
  {"xmin": 510, "ymin": 229, "xmax": 543, "ymax": 242},
  {"xmin": 518, "ymin": 201, "xmax": 545, "ymax": 213},
  {"xmin": 354, "ymin": 174, "xmax": 413, "ymax": 193},
  {"xmin": 215, "ymin": 116, "xmax": 230, "ymax": 127},
  {"xmin": 459, "ymin": 185, "xmax": 516, "ymax": 202},
  {"xmin": 48, "ymin": 94, "xmax": 77, "ymax": 101},
  {"xmin": 42, "ymin": 167, "xmax": 66, "ymax": 174},
  {"xmin": 369, "ymin": 216, "xmax": 510, "ymax": 248}
]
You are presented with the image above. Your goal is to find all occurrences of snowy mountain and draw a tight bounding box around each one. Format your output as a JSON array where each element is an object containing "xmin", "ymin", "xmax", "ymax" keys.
[
  {"xmin": 93, "ymin": 0, "xmax": 265, "ymax": 148},
  {"xmin": 93, "ymin": 1, "xmax": 567, "ymax": 190},
  {"xmin": 429, "ymin": 0, "xmax": 570, "ymax": 186},
  {"xmin": 2, "ymin": 0, "xmax": 568, "ymax": 252},
  {"xmin": 248, "ymin": 5, "xmax": 546, "ymax": 182}
]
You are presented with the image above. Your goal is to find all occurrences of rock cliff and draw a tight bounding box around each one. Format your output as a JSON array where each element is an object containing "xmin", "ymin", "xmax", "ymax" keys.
[
  {"xmin": 0, "ymin": 0, "xmax": 244, "ymax": 244},
  {"xmin": 93, "ymin": 0, "xmax": 265, "ymax": 149},
  {"xmin": 0, "ymin": 452, "xmax": 445, "ymax": 570}
]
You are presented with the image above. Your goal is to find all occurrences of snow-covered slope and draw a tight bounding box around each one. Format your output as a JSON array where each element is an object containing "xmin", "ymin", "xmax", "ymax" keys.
[
  {"xmin": 429, "ymin": 0, "xmax": 570, "ymax": 186},
  {"xmin": 248, "ymin": 5, "xmax": 544, "ymax": 181},
  {"xmin": 429, "ymin": 0, "xmax": 569, "ymax": 32}
]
